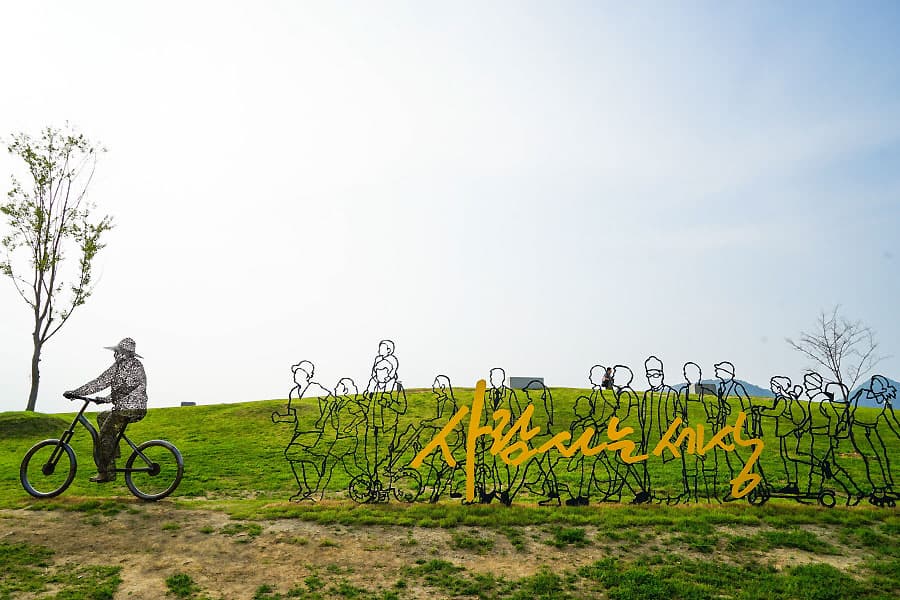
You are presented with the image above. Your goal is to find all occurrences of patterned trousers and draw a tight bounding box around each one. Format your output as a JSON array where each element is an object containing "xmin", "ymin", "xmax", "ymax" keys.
[{"xmin": 95, "ymin": 410, "xmax": 145, "ymax": 474}]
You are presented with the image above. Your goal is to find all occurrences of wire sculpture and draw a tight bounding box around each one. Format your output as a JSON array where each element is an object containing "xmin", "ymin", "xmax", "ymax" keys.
[
  {"xmin": 271, "ymin": 344, "xmax": 899, "ymax": 508},
  {"xmin": 417, "ymin": 375, "xmax": 464, "ymax": 502},
  {"xmin": 849, "ymin": 375, "xmax": 899, "ymax": 506},
  {"xmin": 606, "ymin": 364, "xmax": 649, "ymax": 503},
  {"xmin": 521, "ymin": 379, "xmax": 562, "ymax": 505},
  {"xmin": 640, "ymin": 356, "xmax": 681, "ymax": 502},
  {"xmin": 271, "ymin": 361, "xmax": 333, "ymax": 501},
  {"xmin": 66, "ymin": 337, "xmax": 148, "ymax": 483}
]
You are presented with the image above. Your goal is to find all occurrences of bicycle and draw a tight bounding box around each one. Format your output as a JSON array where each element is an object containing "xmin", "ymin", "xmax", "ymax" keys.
[
  {"xmin": 20, "ymin": 394, "xmax": 184, "ymax": 501},
  {"xmin": 348, "ymin": 465, "xmax": 423, "ymax": 503},
  {"xmin": 347, "ymin": 425, "xmax": 423, "ymax": 503}
]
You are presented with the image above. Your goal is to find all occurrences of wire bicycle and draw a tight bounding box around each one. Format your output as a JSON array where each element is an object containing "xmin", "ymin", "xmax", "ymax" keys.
[
  {"xmin": 20, "ymin": 394, "xmax": 183, "ymax": 501},
  {"xmin": 347, "ymin": 425, "xmax": 423, "ymax": 503}
]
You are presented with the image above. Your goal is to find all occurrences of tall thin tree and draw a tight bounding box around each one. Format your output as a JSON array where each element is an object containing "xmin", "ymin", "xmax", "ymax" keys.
[{"xmin": 1, "ymin": 125, "xmax": 113, "ymax": 411}]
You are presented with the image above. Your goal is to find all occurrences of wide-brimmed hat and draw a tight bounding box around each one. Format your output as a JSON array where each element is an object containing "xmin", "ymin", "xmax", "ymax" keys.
[{"xmin": 105, "ymin": 337, "xmax": 143, "ymax": 358}]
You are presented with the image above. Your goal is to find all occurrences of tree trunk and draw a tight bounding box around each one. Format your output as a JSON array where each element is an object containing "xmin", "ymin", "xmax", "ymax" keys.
[{"xmin": 26, "ymin": 337, "xmax": 42, "ymax": 412}]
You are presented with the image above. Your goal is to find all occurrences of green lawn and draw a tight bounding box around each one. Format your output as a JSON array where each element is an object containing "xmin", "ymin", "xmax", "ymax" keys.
[
  {"xmin": 1, "ymin": 390, "xmax": 899, "ymax": 599},
  {"xmin": 1, "ymin": 387, "xmax": 896, "ymax": 508}
]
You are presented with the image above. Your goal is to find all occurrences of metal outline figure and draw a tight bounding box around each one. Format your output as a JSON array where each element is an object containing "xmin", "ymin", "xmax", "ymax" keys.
[
  {"xmin": 270, "ymin": 343, "xmax": 899, "ymax": 510},
  {"xmin": 849, "ymin": 375, "xmax": 900, "ymax": 506},
  {"xmin": 272, "ymin": 360, "xmax": 334, "ymax": 502},
  {"xmin": 521, "ymin": 379, "xmax": 563, "ymax": 505},
  {"xmin": 640, "ymin": 356, "xmax": 680, "ymax": 502},
  {"xmin": 680, "ymin": 361, "xmax": 717, "ymax": 503},
  {"xmin": 416, "ymin": 375, "xmax": 465, "ymax": 502},
  {"xmin": 565, "ymin": 365, "xmax": 617, "ymax": 506},
  {"xmin": 351, "ymin": 340, "xmax": 423, "ymax": 503}
]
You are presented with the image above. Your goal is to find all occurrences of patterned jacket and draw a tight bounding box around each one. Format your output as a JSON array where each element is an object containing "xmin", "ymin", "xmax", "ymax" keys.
[{"xmin": 73, "ymin": 356, "xmax": 148, "ymax": 412}]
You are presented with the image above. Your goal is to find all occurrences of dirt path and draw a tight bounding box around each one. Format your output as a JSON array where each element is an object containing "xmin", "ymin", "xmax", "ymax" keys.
[
  {"xmin": 0, "ymin": 503, "xmax": 868, "ymax": 599},
  {"xmin": 0, "ymin": 503, "xmax": 588, "ymax": 598}
]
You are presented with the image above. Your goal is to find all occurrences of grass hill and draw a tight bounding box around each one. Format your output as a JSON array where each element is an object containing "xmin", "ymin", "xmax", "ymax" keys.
[
  {"xmin": 2, "ymin": 387, "xmax": 898, "ymax": 508},
  {"xmin": 0, "ymin": 411, "xmax": 70, "ymax": 439},
  {"xmin": 2, "ymin": 389, "xmax": 900, "ymax": 599}
]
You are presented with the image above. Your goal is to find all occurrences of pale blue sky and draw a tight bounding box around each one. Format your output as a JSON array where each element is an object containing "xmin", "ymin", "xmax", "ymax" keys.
[{"xmin": 1, "ymin": 1, "xmax": 898, "ymax": 413}]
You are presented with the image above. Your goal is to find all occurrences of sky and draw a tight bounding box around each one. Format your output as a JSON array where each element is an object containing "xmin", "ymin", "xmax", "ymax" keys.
[{"xmin": 1, "ymin": 1, "xmax": 899, "ymax": 414}]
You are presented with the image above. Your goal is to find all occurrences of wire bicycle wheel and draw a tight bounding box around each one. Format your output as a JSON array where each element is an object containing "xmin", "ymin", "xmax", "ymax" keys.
[
  {"xmin": 391, "ymin": 467, "xmax": 423, "ymax": 503},
  {"xmin": 20, "ymin": 439, "xmax": 77, "ymax": 499},
  {"xmin": 124, "ymin": 440, "xmax": 183, "ymax": 501},
  {"xmin": 348, "ymin": 474, "xmax": 375, "ymax": 503}
]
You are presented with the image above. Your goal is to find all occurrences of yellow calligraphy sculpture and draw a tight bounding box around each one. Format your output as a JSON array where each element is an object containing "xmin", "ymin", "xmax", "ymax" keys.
[{"xmin": 411, "ymin": 379, "xmax": 764, "ymax": 501}]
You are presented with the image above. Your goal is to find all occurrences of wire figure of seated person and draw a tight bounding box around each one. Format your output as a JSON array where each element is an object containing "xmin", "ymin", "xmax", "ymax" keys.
[{"xmin": 64, "ymin": 337, "xmax": 148, "ymax": 483}]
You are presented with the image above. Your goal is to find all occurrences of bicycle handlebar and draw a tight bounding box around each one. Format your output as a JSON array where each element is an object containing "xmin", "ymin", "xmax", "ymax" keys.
[{"xmin": 63, "ymin": 392, "xmax": 103, "ymax": 403}]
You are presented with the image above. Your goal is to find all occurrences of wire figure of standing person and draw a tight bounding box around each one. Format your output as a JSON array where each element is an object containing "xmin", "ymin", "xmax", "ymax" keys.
[
  {"xmin": 610, "ymin": 365, "xmax": 649, "ymax": 503},
  {"xmin": 565, "ymin": 365, "xmax": 616, "ymax": 505},
  {"xmin": 272, "ymin": 360, "xmax": 333, "ymax": 501},
  {"xmin": 521, "ymin": 379, "xmax": 562, "ymax": 505},
  {"xmin": 849, "ymin": 375, "xmax": 900, "ymax": 506},
  {"xmin": 485, "ymin": 367, "xmax": 522, "ymax": 505},
  {"xmin": 680, "ymin": 362, "xmax": 715, "ymax": 503},
  {"xmin": 640, "ymin": 356, "xmax": 679, "ymax": 501},
  {"xmin": 417, "ymin": 375, "xmax": 464, "ymax": 502},
  {"xmin": 362, "ymin": 340, "xmax": 408, "ymax": 480}
]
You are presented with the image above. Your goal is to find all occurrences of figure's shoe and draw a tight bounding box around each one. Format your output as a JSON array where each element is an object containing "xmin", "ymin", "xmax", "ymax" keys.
[
  {"xmin": 564, "ymin": 497, "xmax": 580, "ymax": 507},
  {"xmin": 867, "ymin": 489, "xmax": 886, "ymax": 507},
  {"xmin": 631, "ymin": 491, "xmax": 651, "ymax": 504},
  {"xmin": 290, "ymin": 490, "xmax": 315, "ymax": 503},
  {"xmin": 90, "ymin": 473, "xmax": 113, "ymax": 483},
  {"xmin": 449, "ymin": 491, "xmax": 463, "ymax": 499},
  {"xmin": 847, "ymin": 493, "xmax": 866, "ymax": 507},
  {"xmin": 539, "ymin": 491, "xmax": 560, "ymax": 506},
  {"xmin": 777, "ymin": 484, "xmax": 800, "ymax": 494},
  {"xmin": 499, "ymin": 491, "xmax": 512, "ymax": 506},
  {"xmin": 478, "ymin": 491, "xmax": 495, "ymax": 504}
]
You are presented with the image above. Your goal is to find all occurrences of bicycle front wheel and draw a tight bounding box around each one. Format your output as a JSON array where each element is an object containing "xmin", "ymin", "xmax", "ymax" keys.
[
  {"xmin": 124, "ymin": 440, "xmax": 183, "ymax": 501},
  {"xmin": 20, "ymin": 439, "xmax": 77, "ymax": 499},
  {"xmin": 348, "ymin": 474, "xmax": 375, "ymax": 503}
]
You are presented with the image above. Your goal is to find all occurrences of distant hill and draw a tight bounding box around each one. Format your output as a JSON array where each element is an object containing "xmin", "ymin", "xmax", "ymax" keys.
[
  {"xmin": 850, "ymin": 376, "xmax": 900, "ymax": 408},
  {"xmin": 670, "ymin": 377, "xmax": 900, "ymax": 405},
  {"xmin": 672, "ymin": 379, "xmax": 774, "ymax": 398}
]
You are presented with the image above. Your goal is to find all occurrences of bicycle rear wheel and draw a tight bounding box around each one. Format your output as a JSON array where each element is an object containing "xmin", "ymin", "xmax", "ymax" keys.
[
  {"xmin": 20, "ymin": 439, "xmax": 77, "ymax": 499},
  {"xmin": 124, "ymin": 440, "xmax": 183, "ymax": 501},
  {"xmin": 392, "ymin": 467, "xmax": 423, "ymax": 503}
]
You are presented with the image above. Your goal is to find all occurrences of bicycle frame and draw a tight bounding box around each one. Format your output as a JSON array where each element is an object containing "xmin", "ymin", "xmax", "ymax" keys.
[{"xmin": 54, "ymin": 397, "xmax": 158, "ymax": 475}]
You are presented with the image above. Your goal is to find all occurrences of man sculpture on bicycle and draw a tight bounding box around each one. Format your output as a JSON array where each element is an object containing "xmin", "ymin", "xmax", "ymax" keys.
[{"xmin": 64, "ymin": 337, "xmax": 148, "ymax": 483}]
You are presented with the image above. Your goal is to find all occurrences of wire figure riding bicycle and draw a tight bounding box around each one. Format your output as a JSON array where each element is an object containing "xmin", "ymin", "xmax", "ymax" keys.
[
  {"xmin": 19, "ymin": 337, "xmax": 183, "ymax": 501},
  {"xmin": 20, "ymin": 393, "xmax": 184, "ymax": 500}
]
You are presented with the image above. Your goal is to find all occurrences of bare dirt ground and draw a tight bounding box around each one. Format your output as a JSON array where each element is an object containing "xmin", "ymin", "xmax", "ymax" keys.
[{"xmin": 0, "ymin": 503, "xmax": 868, "ymax": 599}]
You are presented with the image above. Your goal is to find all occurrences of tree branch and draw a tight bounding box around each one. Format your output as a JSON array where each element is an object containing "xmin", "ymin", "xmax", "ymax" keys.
[{"xmin": 787, "ymin": 305, "xmax": 885, "ymax": 389}]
